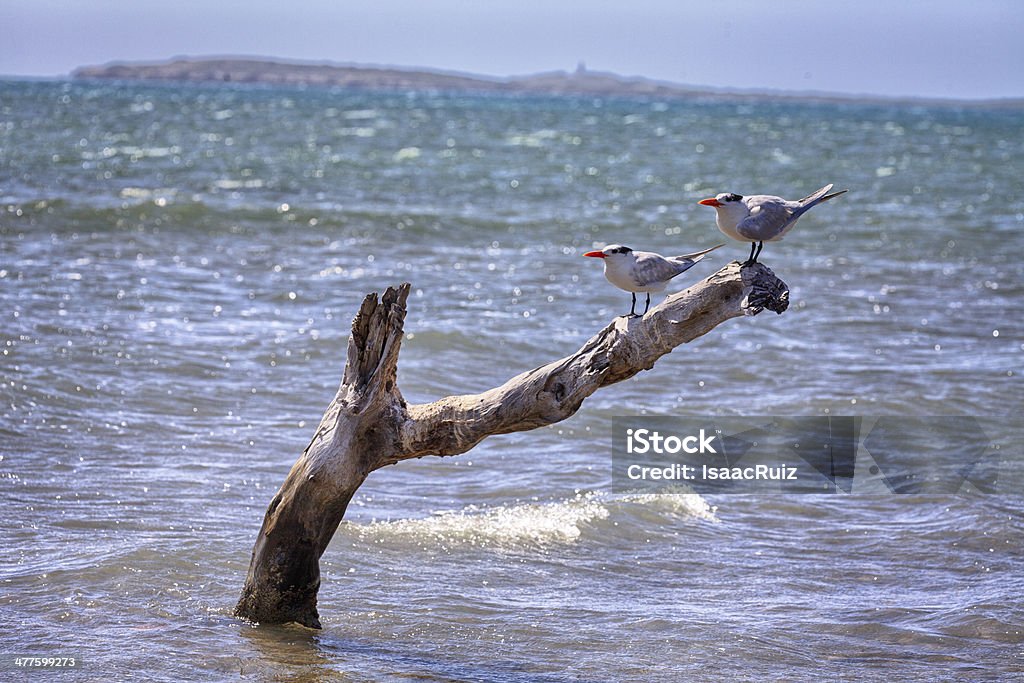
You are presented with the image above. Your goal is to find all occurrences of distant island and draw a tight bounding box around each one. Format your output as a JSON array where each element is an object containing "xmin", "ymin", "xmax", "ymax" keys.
[
  {"xmin": 72, "ymin": 57, "xmax": 1023, "ymax": 108},
  {"xmin": 72, "ymin": 57, "xmax": 742, "ymax": 100}
]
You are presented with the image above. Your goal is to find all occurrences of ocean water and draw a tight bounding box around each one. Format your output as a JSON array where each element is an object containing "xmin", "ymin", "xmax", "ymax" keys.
[{"xmin": 1, "ymin": 79, "xmax": 1022, "ymax": 681}]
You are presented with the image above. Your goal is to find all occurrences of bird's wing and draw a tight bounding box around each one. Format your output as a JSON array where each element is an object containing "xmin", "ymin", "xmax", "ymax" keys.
[
  {"xmin": 631, "ymin": 251, "xmax": 687, "ymax": 286},
  {"xmin": 735, "ymin": 196, "xmax": 796, "ymax": 241}
]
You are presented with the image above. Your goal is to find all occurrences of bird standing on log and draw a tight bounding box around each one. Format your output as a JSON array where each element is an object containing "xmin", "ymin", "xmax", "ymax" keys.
[
  {"xmin": 584, "ymin": 243, "xmax": 723, "ymax": 317},
  {"xmin": 699, "ymin": 184, "xmax": 847, "ymax": 265}
]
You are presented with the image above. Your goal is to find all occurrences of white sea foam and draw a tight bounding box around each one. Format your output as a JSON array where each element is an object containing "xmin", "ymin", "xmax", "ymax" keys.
[
  {"xmin": 343, "ymin": 109, "xmax": 379, "ymax": 120},
  {"xmin": 338, "ymin": 126, "xmax": 376, "ymax": 137},
  {"xmin": 505, "ymin": 129, "xmax": 560, "ymax": 147},
  {"xmin": 84, "ymin": 145, "xmax": 181, "ymax": 160},
  {"xmin": 393, "ymin": 146, "xmax": 421, "ymax": 161},
  {"xmin": 354, "ymin": 489, "xmax": 715, "ymax": 548},
  {"xmin": 619, "ymin": 486, "xmax": 719, "ymax": 522},
  {"xmin": 357, "ymin": 493, "xmax": 607, "ymax": 547},
  {"xmin": 118, "ymin": 187, "xmax": 177, "ymax": 201},
  {"xmin": 212, "ymin": 178, "xmax": 265, "ymax": 190}
]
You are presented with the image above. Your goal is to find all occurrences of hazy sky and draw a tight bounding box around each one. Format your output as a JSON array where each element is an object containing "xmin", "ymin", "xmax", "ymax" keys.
[{"xmin": 4, "ymin": 0, "xmax": 1023, "ymax": 99}]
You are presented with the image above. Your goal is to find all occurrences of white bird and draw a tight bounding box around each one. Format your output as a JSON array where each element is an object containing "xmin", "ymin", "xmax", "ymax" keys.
[
  {"xmin": 583, "ymin": 243, "xmax": 723, "ymax": 317},
  {"xmin": 698, "ymin": 184, "xmax": 847, "ymax": 264}
]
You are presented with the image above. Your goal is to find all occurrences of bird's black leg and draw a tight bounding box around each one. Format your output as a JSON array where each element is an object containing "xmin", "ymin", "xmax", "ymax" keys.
[
  {"xmin": 629, "ymin": 292, "xmax": 637, "ymax": 317},
  {"xmin": 643, "ymin": 293, "xmax": 651, "ymax": 315},
  {"xmin": 753, "ymin": 241, "xmax": 764, "ymax": 263},
  {"xmin": 745, "ymin": 241, "xmax": 756, "ymax": 265}
]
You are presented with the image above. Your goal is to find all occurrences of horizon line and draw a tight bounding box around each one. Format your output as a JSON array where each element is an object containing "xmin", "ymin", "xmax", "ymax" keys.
[{"xmin": 9, "ymin": 53, "xmax": 1024, "ymax": 107}]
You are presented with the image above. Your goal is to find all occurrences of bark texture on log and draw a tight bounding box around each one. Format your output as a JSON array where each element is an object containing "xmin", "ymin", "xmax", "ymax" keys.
[{"xmin": 234, "ymin": 261, "xmax": 788, "ymax": 627}]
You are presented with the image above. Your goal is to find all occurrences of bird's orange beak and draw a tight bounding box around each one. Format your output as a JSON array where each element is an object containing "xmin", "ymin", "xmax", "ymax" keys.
[
  {"xmin": 583, "ymin": 250, "xmax": 606, "ymax": 258},
  {"xmin": 698, "ymin": 198, "xmax": 721, "ymax": 207}
]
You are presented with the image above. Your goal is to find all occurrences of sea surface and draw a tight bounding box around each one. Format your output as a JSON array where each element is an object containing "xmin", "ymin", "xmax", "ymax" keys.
[{"xmin": 1, "ymin": 79, "xmax": 1022, "ymax": 681}]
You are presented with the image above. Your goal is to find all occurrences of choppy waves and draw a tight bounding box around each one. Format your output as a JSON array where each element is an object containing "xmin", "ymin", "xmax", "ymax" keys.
[
  {"xmin": 352, "ymin": 488, "xmax": 717, "ymax": 548},
  {"xmin": 2, "ymin": 79, "xmax": 1023, "ymax": 681}
]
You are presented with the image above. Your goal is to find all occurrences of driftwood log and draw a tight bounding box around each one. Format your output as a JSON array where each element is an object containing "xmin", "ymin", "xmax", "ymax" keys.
[{"xmin": 234, "ymin": 261, "xmax": 788, "ymax": 627}]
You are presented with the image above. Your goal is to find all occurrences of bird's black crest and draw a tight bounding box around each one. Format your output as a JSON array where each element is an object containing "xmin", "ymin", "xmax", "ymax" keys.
[{"xmin": 725, "ymin": 193, "xmax": 743, "ymax": 202}]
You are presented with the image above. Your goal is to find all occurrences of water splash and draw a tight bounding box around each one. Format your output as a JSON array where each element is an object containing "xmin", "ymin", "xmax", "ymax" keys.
[
  {"xmin": 620, "ymin": 486, "xmax": 719, "ymax": 522},
  {"xmin": 353, "ymin": 488, "xmax": 716, "ymax": 548}
]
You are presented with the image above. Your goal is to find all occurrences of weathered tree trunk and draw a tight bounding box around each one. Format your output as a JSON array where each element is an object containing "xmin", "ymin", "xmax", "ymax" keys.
[{"xmin": 234, "ymin": 261, "xmax": 788, "ymax": 627}]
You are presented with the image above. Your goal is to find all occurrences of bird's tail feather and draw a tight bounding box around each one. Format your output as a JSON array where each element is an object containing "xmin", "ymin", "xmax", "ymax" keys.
[
  {"xmin": 819, "ymin": 189, "xmax": 848, "ymax": 203},
  {"xmin": 797, "ymin": 184, "xmax": 833, "ymax": 204},
  {"xmin": 675, "ymin": 243, "xmax": 725, "ymax": 262},
  {"xmin": 798, "ymin": 183, "xmax": 848, "ymax": 207}
]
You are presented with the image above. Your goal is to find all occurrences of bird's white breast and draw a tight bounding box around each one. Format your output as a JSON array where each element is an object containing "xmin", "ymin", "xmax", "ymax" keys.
[
  {"xmin": 602, "ymin": 258, "xmax": 666, "ymax": 293},
  {"xmin": 714, "ymin": 204, "xmax": 753, "ymax": 242}
]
